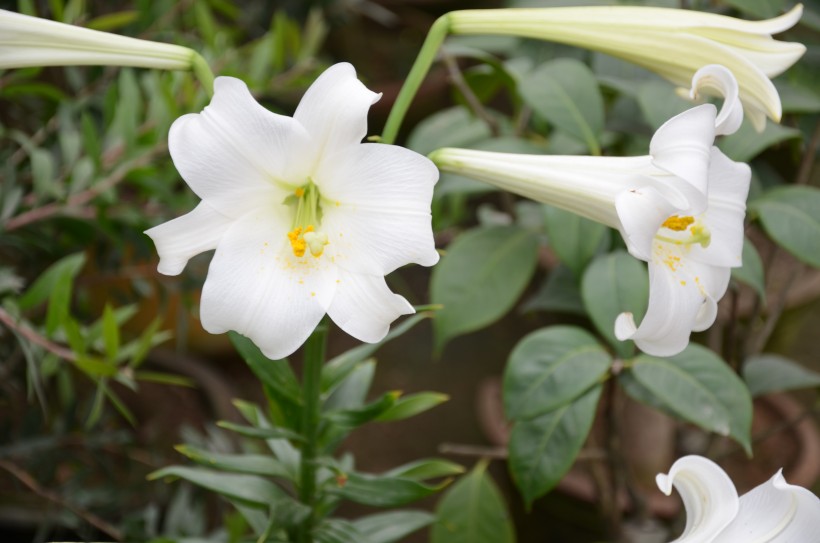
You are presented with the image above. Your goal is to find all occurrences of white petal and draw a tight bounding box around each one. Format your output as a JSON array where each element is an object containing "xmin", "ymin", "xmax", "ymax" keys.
[
  {"xmin": 650, "ymin": 104, "xmax": 717, "ymax": 213},
  {"xmin": 327, "ymin": 270, "xmax": 414, "ymax": 344},
  {"xmin": 169, "ymin": 77, "xmax": 304, "ymax": 217},
  {"xmin": 691, "ymin": 266, "xmax": 730, "ymax": 332},
  {"xmin": 144, "ymin": 201, "xmax": 233, "ymax": 276},
  {"xmin": 656, "ymin": 455, "xmax": 739, "ymax": 543},
  {"xmin": 615, "ymin": 244, "xmax": 718, "ymax": 357},
  {"xmin": 714, "ymin": 470, "xmax": 820, "ymax": 542},
  {"xmin": 199, "ymin": 208, "xmax": 337, "ymax": 360},
  {"xmin": 615, "ymin": 183, "xmax": 679, "ymax": 262},
  {"xmin": 690, "ymin": 65, "xmax": 743, "ymax": 136},
  {"xmin": 293, "ymin": 63, "xmax": 380, "ymax": 168},
  {"xmin": 316, "ymin": 143, "xmax": 439, "ymax": 275}
]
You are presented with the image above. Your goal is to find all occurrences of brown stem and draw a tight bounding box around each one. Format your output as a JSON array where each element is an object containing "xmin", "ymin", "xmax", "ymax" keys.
[
  {"xmin": 0, "ymin": 459, "xmax": 124, "ymax": 541},
  {"xmin": 796, "ymin": 120, "xmax": 820, "ymax": 186},
  {"xmin": 0, "ymin": 307, "xmax": 76, "ymax": 361},
  {"xmin": 441, "ymin": 52, "xmax": 500, "ymax": 137},
  {"xmin": 751, "ymin": 264, "xmax": 802, "ymax": 355}
]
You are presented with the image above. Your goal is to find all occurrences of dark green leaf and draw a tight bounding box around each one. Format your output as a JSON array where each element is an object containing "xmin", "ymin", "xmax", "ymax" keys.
[
  {"xmin": 521, "ymin": 265, "xmax": 585, "ymax": 316},
  {"xmin": 384, "ymin": 459, "xmax": 465, "ymax": 481},
  {"xmin": 325, "ymin": 391, "xmax": 399, "ymax": 428},
  {"xmin": 508, "ymin": 385, "xmax": 601, "ymax": 506},
  {"xmin": 751, "ymin": 185, "xmax": 820, "ymax": 268},
  {"xmin": 148, "ymin": 466, "xmax": 283, "ymax": 507},
  {"xmin": 102, "ymin": 304, "xmax": 119, "ymax": 362},
  {"xmin": 543, "ymin": 205, "xmax": 608, "ymax": 278},
  {"xmin": 636, "ymin": 80, "xmax": 691, "ymax": 130},
  {"xmin": 174, "ymin": 444, "xmax": 290, "ymax": 478},
  {"xmin": 719, "ymin": 118, "xmax": 801, "ymax": 163},
  {"xmin": 330, "ymin": 471, "xmax": 450, "ymax": 508},
  {"xmin": 431, "ymin": 460, "xmax": 515, "ymax": 543},
  {"xmin": 742, "ymin": 354, "xmax": 820, "ymax": 397},
  {"xmin": 352, "ymin": 511, "xmax": 435, "ymax": 543},
  {"xmin": 375, "ymin": 392, "xmax": 448, "ymax": 422},
  {"xmin": 407, "ymin": 106, "xmax": 492, "ymax": 156},
  {"xmin": 216, "ymin": 421, "xmax": 304, "ymax": 442},
  {"xmin": 504, "ymin": 326, "xmax": 610, "ymax": 420},
  {"xmin": 19, "ymin": 252, "xmax": 85, "ymax": 311},
  {"xmin": 230, "ymin": 332, "xmax": 302, "ymax": 404},
  {"xmin": 315, "ymin": 519, "xmax": 371, "ymax": 543},
  {"xmin": 731, "ymin": 237, "xmax": 766, "ymax": 301}
]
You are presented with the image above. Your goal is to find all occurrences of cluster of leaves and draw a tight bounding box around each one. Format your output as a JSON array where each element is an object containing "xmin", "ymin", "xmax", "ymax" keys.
[{"xmin": 408, "ymin": 0, "xmax": 820, "ymax": 516}]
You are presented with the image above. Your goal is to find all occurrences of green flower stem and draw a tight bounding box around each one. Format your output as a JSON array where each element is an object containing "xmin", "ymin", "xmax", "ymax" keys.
[
  {"xmin": 190, "ymin": 51, "xmax": 215, "ymax": 97},
  {"xmin": 381, "ymin": 14, "xmax": 451, "ymax": 145},
  {"xmin": 297, "ymin": 322, "xmax": 328, "ymax": 543}
]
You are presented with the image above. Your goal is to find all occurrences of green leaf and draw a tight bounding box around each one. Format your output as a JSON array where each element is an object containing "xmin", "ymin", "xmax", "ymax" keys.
[
  {"xmin": 521, "ymin": 265, "xmax": 585, "ymax": 316},
  {"xmin": 325, "ymin": 391, "xmax": 400, "ymax": 428},
  {"xmin": 174, "ymin": 444, "xmax": 291, "ymax": 478},
  {"xmin": 230, "ymin": 332, "xmax": 302, "ymax": 404},
  {"xmin": 542, "ymin": 205, "xmax": 608, "ymax": 278},
  {"xmin": 45, "ymin": 261, "xmax": 76, "ymax": 336},
  {"xmin": 430, "ymin": 460, "xmax": 515, "ymax": 543},
  {"xmin": 216, "ymin": 421, "xmax": 304, "ymax": 442},
  {"xmin": 508, "ymin": 385, "xmax": 601, "ymax": 507},
  {"xmin": 719, "ymin": 118, "xmax": 801, "ymax": 163},
  {"xmin": 630, "ymin": 344, "xmax": 752, "ymax": 454},
  {"xmin": 148, "ymin": 466, "xmax": 283, "ymax": 508},
  {"xmin": 432, "ymin": 226, "xmax": 539, "ymax": 353},
  {"xmin": 731, "ymin": 237, "xmax": 766, "ymax": 301},
  {"xmin": 324, "ymin": 360, "xmax": 375, "ymax": 412},
  {"xmin": 102, "ymin": 304, "xmax": 119, "ymax": 362},
  {"xmin": 128, "ymin": 316, "xmax": 165, "ymax": 368},
  {"xmin": 581, "ymin": 251, "xmax": 648, "ymax": 358},
  {"xmin": 375, "ymin": 392, "xmax": 449, "ymax": 422},
  {"xmin": 385, "ymin": 459, "xmax": 465, "ymax": 481},
  {"xmin": 406, "ymin": 106, "xmax": 493, "ymax": 156},
  {"xmin": 775, "ymin": 80, "xmax": 820, "ymax": 113},
  {"xmin": 635, "ymin": 80, "xmax": 691, "ymax": 130},
  {"xmin": 315, "ymin": 519, "xmax": 371, "ymax": 543},
  {"xmin": 86, "ymin": 10, "xmax": 140, "ymax": 31},
  {"xmin": 30, "ymin": 148, "xmax": 57, "ymax": 198},
  {"xmin": 721, "ymin": 0, "xmax": 784, "ymax": 18},
  {"xmin": 19, "ymin": 252, "xmax": 85, "ymax": 310},
  {"xmin": 751, "ymin": 185, "xmax": 820, "ymax": 268},
  {"xmin": 229, "ymin": 401, "xmax": 301, "ymax": 479},
  {"xmin": 74, "ymin": 356, "xmax": 118, "ymax": 378},
  {"xmin": 742, "ymin": 354, "xmax": 820, "ymax": 397},
  {"xmin": 133, "ymin": 371, "xmax": 194, "ymax": 388},
  {"xmin": 330, "ymin": 471, "xmax": 450, "ymax": 508},
  {"xmin": 322, "ymin": 313, "xmax": 428, "ymax": 394},
  {"xmin": 352, "ymin": 511, "xmax": 435, "ymax": 543},
  {"xmin": 518, "ymin": 58, "xmax": 604, "ymax": 154},
  {"xmin": 504, "ymin": 326, "xmax": 611, "ymax": 420}
]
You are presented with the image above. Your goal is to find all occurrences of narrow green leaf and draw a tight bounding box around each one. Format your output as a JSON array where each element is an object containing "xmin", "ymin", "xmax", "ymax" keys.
[
  {"xmin": 74, "ymin": 356, "xmax": 118, "ymax": 378},
  {"xmin": 630, "ymin": 344, "xmax": 752, "ymax": 454},
  {"xmin": 352, "ymin": 511, "xmax": 435, "ymax": 543},
  {"xmin": 508, "ymin": 385, "xmax": 601, "ymax": 506},
  {"xmin": 385, "ymin": 459, "xmax": 465, "ymax": 481},
  {"xmin": 330, "ymin": 471, "xmax": 450, "ymax": 508},
  {"xmin": 432, "ymin": 226, "xmax": 539, "ymax": 353},
  {"xmin": 431, "ymin": 460, "xmax": 515, "ymax": 543},
  {"xmin": 128, "ymin": 317, "xmax": 165, "ymax": 368},
  {"xmin": 148, "ymin": 466, "xmax": 284, "ymax": 507},
  {"xmin": 751, "ymin": 185, "xmax": 820, "ymax": 268},
  {"xmin": 742, "ymin": 354, "xmax": 820, "ymax": 397},
  {"xmin": 230, "ymin": 332, "xmax": 302, "ymax": 404},
  {"xmin": 86, "ymin": 10, "xmax": 139, "ymax": 31},
  {"xmin": 375, "ymin": 392, "xmax": 448, "ymax": 422},
  {"xmin": 102, "ymin": 304, "xmax": 119, "ymax": 362},
  {"xmin": 30, "ymin": 148, "xmax": 57, "ymax": 198},
  {"xmin": 315, "ymin": 519, "xmax": 371, "ymax": 543},
  {"xmin": 581, "ymin": 251, "xmax": 648, "ymax": 358},
  {"xmin": 325, "ymin": 391, "xmax": 399, "ymax": 428},
  {"xmin": 19, "ymin": 253, "xmax": 85, "ymax": 311},
  {"xmin": 323, "ymin": 360, "xmax": 375, "ymax": 412},
  {"xmin": 133, "ymin": 371, "xmax": 194, "ymax": 388},
  {"xmin": 504, "ymin": 326, "xmax": 611, "ymax": 420},
  {"xmin": 174, "ymin": 444, "xmax": 290, "ymax": 478},
  {"xmin": 216, "ymin": 421, "xmax": 304, "ymax": 442}
]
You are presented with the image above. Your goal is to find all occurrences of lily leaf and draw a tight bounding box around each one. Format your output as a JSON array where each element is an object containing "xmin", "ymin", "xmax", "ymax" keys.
[{"xmin": 742, "ymin": 354, "xmax": 820, "ymax": 397}]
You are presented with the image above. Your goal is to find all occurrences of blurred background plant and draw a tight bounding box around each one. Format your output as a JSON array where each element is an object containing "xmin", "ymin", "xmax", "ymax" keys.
[{"xmin": 1, "ymin": 0, "xmax": 819, "ymax": 542}]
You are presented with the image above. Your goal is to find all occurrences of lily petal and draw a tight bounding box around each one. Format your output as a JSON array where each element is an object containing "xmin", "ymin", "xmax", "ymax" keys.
[
  {"xmin": 327, "ymin": 270, "xmax": 414, "ymax": 344},
  {"xmin": 655, "ymin": 455, "xmax": 739, "ymax": 542},
  {"xmin": 714, "ymin": 469, "xmax": 820, "ymax": 541},
  {"xmin": 690, "ymin": 65, "xmax": 743, "ymax": 136},
  {"xmin": 169, "ymin": 77, "xmax": 303, "ymax": 217},
  {"xmin": 144, "ymin": 201, "xmax": 233, "ymax": 276},
  {"xmin": 615, "ymin": 184, "xmax": 679, "ymax": 261},
  {"xmin": 199, "ymin": 208, "xmax": 336, "ymax": 360},
  {"xmin": 293, "ymin": 63, "xmax": 381, "ymax": 170}
]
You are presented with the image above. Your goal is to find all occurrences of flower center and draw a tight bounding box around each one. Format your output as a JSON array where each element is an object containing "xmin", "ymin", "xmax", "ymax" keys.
[
  {"xmin": 284, "ymin": 179, "xmax": 328, "ymax": 258},
  {"xmin": 656, "ymin": 215, "xmax": 711, "ymax": 248}
]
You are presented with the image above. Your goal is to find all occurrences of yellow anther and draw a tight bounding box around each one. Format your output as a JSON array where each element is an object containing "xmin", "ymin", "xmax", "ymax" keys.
[
  {"xmin": 287, "ymin": 225, "xmax": 324, "ymax": 258},
  {"xmin": 662, "ymin": 215, "xmax": 695, "ymax": 231},
  {"xmin": 295, "ymin": 187, "xmax": 305, "ymax": 197}
]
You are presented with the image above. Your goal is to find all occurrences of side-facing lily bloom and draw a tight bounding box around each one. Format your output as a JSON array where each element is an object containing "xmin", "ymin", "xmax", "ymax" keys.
[
  {"xmin": 446, "ymin": 4, "xmax": 805, "ymax": 131},
  {"xmin": 430, "ymin": 65, "xmax": 750, "ymax": 357},
  {"xmin": 146, "ymin": 63, "xmax": 439, "ymax": 359},
  {"xmin": 0, "ymin": 9, "xmax": 207, "ymax": 77},
  {"xmin": 656, "ymin": 455, "xmax": 820, "ymax": 541}
]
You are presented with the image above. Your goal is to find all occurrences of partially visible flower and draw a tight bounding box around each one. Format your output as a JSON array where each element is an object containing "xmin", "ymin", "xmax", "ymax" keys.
[
  {"xmin": 0, "ymin": 9, "xmax": 209, "ymax": 82},
  {"xmin": 656, "ymin": 455, "xmax": 820, "ymax": 541},
  {"xmin": 430, "ymin": 65, "xmax": 749, "ymax": 357},
  {"xmin": 146, "ymin": 63, "xmax": 439, "ymax": 359},
  {"xmin": 447, "ymin": 4, "xmax": 805, "ymax": 131}
]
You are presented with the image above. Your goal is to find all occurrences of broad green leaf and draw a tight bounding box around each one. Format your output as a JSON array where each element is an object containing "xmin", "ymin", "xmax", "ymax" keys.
[
  {"xmin": 636, "ymin": 80, "xmax": 691, "ymax": 130},
  {"xmin": 518, "ymin": 58, "xmax": 604, "ymax": 154},
  {"xmin": 432, "ymin": 226, "xmax": 539, "ymax": 353},
  {"xmin": 148, "ymin": 466, "xmax": 283, "ymax": 507},
  {"xmin": 731, "ymin": 237, "xmax": 766, "ymax": 301},
  {"xmin": 521, "ymin": 265, "xmax": 585, "ymax": 316},
  {"xmin": 322, "ymin": 313, "xmax": 428, "ymax": 394},
  {"xmin": 775, "ymin": 80, "xmax": 820, "ymax": 113},
  {"xmin": 230, "ymin": 332, "xmax": 301, "ymax": 404},
  {"xmin": 742, "ymin": 354, "xmax": 820, "ymax": 397},
  {"xmin": 719, "ymin": 118, "xmax": 801, "ymax": 162},
  {"xmin": 331, "ymin": 471, "xmax": 449, "ymax": 507},
  {"xmin": 508, "ymin": 385, "xmax": 601, "ymax": 506},
  {"xmin": 631, "ymin": 344, "xmax": 752, "ymax": 454},
  {"xmin": 542, "ymin": 205, "xmax": 608, "ymax": 278},
  {"xmin": 721, "ymin": 0, "xmax": 785, "ymax": 18},
  {"xmin": 751, "ymin": 185, "xmax": 820, "ymax": 268},
  {"xmin": 407, "ymin": 106, "xmax": 493, "ymax": 156},
  {"xmin": 581, "ymin": 251, "xmax": 648, "ymax": 358},
  {"xmin": 315, "ymin": 519, "xmax": 371, "ymax": 543},
  {"xmin": 174, "ymin": 444, "xmax": 291, "ymax": 478},
  {"xmin": 375, "ymin": 392, "xmax": 448, "ymax": 422},
  {"xmin": 385, "ymin": 459, "xmax": 465, "ymax": 481},
  {"xmin": 19, "ymin": 252, "xmax": 85, "ymax": 310},
  {"xmin": 430, "ymin": 460, "xmax": 515, "ymax": 543},
  {"xmin": 352, "ymin": 511, "xmax": 435, "ymax": 543},
  {"xmin": 504, "ymin": 326, "xmax": 610, "ymax": 420},
  {"xmin": 102, "ymin": 304, "xmax": 119, "ymax": 362}
]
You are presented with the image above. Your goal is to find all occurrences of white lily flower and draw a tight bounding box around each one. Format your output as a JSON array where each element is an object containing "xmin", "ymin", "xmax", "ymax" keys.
[
  {"xmin": 657, "ymin": 455, "xmax": 820, "ymax": 542},
  {"xmin": 447, "ymin": 4, "xmax": 805, "ymax": 131},
  {"xmin": 430, "ymin": 65, "xmax": 750, "ymax": 357},
  {"xmin": 0, "ymin": 9, "xmax": 200, "ymax": 72},
  {"xmin": 146, "ymin": 63, "xmax": 439, "ymax": 359}
]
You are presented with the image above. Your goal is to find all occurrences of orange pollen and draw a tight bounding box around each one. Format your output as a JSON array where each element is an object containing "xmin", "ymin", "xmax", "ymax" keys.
[
  {"xmin": 287, "ymin": 225, "xmax": 314, "ymax": 257},
  {"xmin": 662, "ymin": 215, "xmax": 695, "ymax": 232}
]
